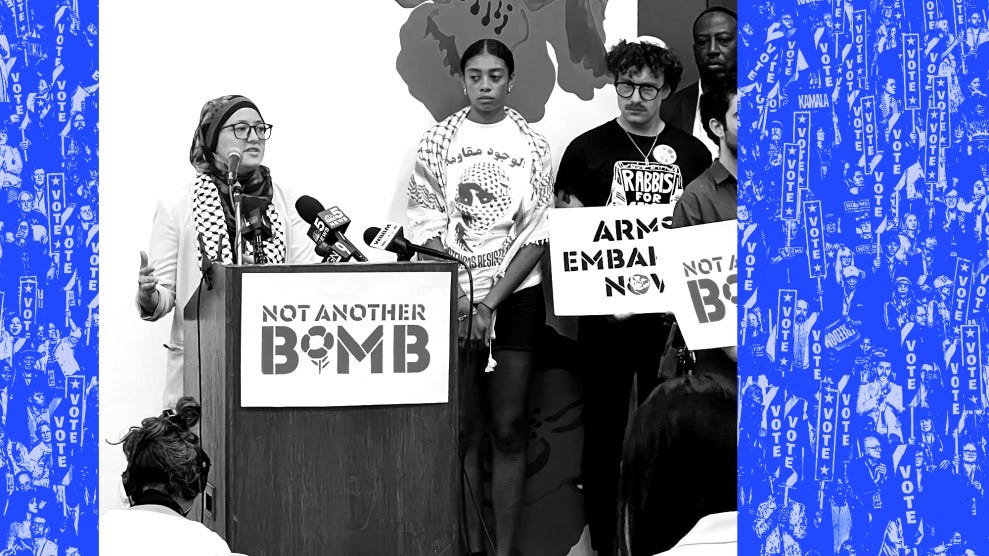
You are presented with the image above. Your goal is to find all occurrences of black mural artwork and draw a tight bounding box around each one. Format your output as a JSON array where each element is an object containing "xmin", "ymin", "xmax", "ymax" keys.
[
  {"xmin": 396, "ymin": 0, "xmax": 611, "ymax": 122},
  {"xmin": 0, "ymin": 1, "xmax": 98, "ymax": 554},
  {"xmin": 739, "ymin": 0, "xmax": 989, "ymax": 554}
]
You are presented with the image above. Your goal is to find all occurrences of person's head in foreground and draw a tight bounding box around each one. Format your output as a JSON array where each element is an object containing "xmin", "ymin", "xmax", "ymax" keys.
[
  {"xmin": 617, "ymin": 373, "xmax": 737, "ymax": 556},
  {"xmin": 104, "ymin": 397, "xmax": 231, "ymax": 556},
  {"xmin": 118, "ymin": 396, "xmax": 211, "ymax": 515}
]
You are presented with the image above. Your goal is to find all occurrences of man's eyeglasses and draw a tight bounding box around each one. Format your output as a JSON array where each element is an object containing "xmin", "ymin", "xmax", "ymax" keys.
[
  {"xmin": 615, "ymin": 81, "xmax": 661, "ymax": 101},
  {"xmin": 221, "ymin": 123, "xmax": 273, "ymax": 140}
]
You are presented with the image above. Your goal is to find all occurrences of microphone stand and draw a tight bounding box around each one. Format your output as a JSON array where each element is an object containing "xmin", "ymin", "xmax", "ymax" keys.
[{"xmin": 229, "ymin": 177, "xmax": 244, "ymax": 265}]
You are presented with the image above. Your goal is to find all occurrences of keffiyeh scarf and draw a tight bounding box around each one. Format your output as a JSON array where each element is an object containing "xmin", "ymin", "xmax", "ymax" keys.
[{"xmin": 192, "ymin": 173, "xmax": 286, "ymax": 266}]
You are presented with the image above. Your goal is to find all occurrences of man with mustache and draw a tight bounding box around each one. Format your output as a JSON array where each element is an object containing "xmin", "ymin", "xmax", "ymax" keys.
[
  {"xmin": 554, "ymin": 37, "xmax": 710, "ymax": 556},
  {"xmin": 661, "ymin": 7, "xmax": 738, "ymax": 159}
]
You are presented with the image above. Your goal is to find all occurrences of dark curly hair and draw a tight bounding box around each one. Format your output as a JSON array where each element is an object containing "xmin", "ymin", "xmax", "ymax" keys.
[
  {"xmin": 699, "ymin": 78, "xmax": 737, "ymax": 144},
  {"xmin": 116, "ymin": 396, "xmax": 209, "ymax": 502},
  {"xmin": 605, "ymin": 40, "xmax": 684, "ymax": 94}
]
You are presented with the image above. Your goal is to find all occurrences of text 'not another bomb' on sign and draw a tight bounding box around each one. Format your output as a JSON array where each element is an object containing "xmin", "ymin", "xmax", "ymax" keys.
[
  {"xmin": 240, "ymin": 271, "xmax": 453, "ymax": 408},
  {"xmin": 660, "ymin": 220, "xmax": 739, "ymax": 350}
]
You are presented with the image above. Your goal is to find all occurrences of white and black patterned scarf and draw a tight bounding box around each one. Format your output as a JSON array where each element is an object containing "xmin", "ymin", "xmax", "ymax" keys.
[{"xmin": 191, "ymin": 173, "xmax": 286, "ymax": 265}]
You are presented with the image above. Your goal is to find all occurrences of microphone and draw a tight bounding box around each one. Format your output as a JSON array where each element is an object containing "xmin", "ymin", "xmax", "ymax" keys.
[
  {"xmin": 242, "ymin": 207, "xmax": 273, "ymax": 241},
  {"xmin": 294, "ymin": 195, "xmax": 368, "ymax": 262},
  {"xmin": 315, "ymin": 241, "xmax": 348, "ymax": 263},
  {"xmin": 363, "ymin": 224, "xmax": 459, "ymax": 262},
  {"xmin": 225, "ymin": 150, "xmax": 242, "ymax": 186},
  {"xmin": 242, "ymin": 207, "xmax": 273, "ymax": 264}
]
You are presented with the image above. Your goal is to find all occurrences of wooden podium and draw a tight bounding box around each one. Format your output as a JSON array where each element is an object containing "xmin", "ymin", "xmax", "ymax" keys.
[{"xmin": 182, "ymin": 262, "xmax": 460, "ymax": 555}]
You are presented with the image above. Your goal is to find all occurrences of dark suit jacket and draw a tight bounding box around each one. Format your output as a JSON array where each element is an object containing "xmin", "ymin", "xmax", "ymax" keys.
[
  {"xmin": 845, "ymin": 457, "xmax": 890, "ymax": 512},
  {"xmin": 661, "ymin": 81, "xmax": 699, "ymax": 134}
]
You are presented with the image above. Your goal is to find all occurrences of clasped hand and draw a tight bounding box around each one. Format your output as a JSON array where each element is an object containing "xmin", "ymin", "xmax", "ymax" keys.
[{"xmin": 457, "ymin": 296, "xmax": 494, "ymax": 345}]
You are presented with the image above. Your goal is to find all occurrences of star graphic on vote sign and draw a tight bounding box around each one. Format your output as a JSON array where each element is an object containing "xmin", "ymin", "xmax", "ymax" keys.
[
  {"xmin": 51, "ymin": 176, "xmax": 60, "ymax": 186},
  {"xmin": 907, "ymin": 35, "xmax": 916, "ymax": 46},
  {"xmin": 824, "ymin": 392, "xmax": 835, "ymax": 403},
  {"xmin": 953, "ymin": 325, "xmax": 961, "ymax": 336},
  {"xmin": 22, "ymin": 284, "xmax": 33, "ymax": 294},
  {"xmin": 971, "ymin": 395, "xmax": 979, "ymax": 404},
  {"xmin": 820, "ymin": 465, "xmax": 831, "ymax": 475},
  {"xmin": 787, "ymin": 146, "xmax": 797, "ymax": 156},
  {"xmin": 855, "ymin": 11, "xmax": 863, "ymax": 21},
  {"xmin": 908, "ymin": 95, "xmax": 917, "ymax": 105},
  {"xmin": 69, "ymin": 377, "xmax": 82, "ymax": 389},
  {"xmin": 806, "ymin": 203, "xmax": 817, "ymax": 214},
  {"xmin": 814, "ymin": 264, "xmax": 823, "ymax": 272},
  {"xmin": 784, "ymin": 292, "xmax": 793, "ymax": 302},
  {"xmin": 780, "ymin": 358, "xmax": 790, "ymax": 366},
  {"xmin": 961, "ymin": 262, "xmax": 970, "ymax": 272},
  {"xmin": 786, "ymin": 208, "xmax": 795, "ymax": 216},
  {"xmin": 798, "ymin": 114, "xmax": 807, "ymax": 124},
  {"xmin": 966, "ymin": 328, "xmax": 976, "ymax": 338}
]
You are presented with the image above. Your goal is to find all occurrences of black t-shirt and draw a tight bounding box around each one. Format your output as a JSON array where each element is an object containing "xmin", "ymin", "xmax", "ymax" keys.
[{"xmin": 555, "ymin": 119, "xmax": 712, "ymax": 207}]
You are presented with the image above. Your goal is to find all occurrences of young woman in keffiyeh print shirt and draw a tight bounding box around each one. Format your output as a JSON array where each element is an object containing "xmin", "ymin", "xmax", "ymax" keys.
[
  {"xmin": 135, "ymin": 95, "xmax": 317, "ymax": 408},
  {"xmin": 407, "ymin": 39, "xmax": 553, "ymax": 556}
]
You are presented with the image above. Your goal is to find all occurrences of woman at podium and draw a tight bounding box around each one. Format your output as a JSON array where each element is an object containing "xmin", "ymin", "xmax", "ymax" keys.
[
  {"xmin": 135, "ymin": 95, "xmax": 316, "ymax": 407},
  {"xmin": 101, "ymin": 396, "xmax": 230, "ymax": 555},
  {"xmin": 407, "ymin": 39, "xmax": 553, "ymax": 556}
]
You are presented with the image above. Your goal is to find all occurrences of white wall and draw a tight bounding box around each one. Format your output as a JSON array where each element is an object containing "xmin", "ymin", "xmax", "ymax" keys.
[{"xmin": 99, "ymin": 0, "xmax": 636, "ymax": 517}]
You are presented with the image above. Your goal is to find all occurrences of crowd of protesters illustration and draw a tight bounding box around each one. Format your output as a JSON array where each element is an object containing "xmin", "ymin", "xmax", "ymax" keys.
[
  {"xmin": 0, "ymin": 2, "xmax": 97, "ymax": 555},
  {"xmin": 739, "ymin": 0, "xmax": 989, "ymax": 554}
]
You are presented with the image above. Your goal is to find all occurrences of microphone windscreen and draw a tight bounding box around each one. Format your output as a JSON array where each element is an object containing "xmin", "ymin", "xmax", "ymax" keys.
[
  {"xmin": 295, "ymin": 195, "xmax": 325, "ymax": 224},
  {"xmin": 363, "ymin": 227, "xmax": 381, "ymax": 245},
  {"xmin": 315, "ymin": 243, "xmax": 335, "ymax": 257}
]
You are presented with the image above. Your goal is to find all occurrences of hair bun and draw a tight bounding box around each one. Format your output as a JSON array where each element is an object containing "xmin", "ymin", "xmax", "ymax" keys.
[{"xmin": 173, "ymin": 396, "xmax": 202, "ymax": 430}]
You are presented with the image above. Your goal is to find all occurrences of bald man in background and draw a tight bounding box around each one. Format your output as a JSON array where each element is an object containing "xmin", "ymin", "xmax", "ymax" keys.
[{"xmin": 660, "ymin": 7, "xmax": 737, "ymax": 159}]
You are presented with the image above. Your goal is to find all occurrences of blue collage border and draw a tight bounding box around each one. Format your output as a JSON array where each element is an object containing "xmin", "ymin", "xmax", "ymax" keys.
[
  {"xmin": 740, "ymin": 0, "xmax": 989, "ymax": 554},
  {"xmin": 12, "ymin": 1, "xmax": 989, "ymax": 554},
  {"xmin": 0, "ymin": 1, "xmax": 97, "ymax": 554}
]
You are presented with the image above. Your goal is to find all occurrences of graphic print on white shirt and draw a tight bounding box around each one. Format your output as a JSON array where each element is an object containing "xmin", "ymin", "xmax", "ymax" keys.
[
  {"xmin": 454, "ymin": 161, "xmax": 512, "ymax": 247},
  {"xmin": 606, "ymin": 156, "xmax": 684, "ymax": 207},
  {"xmin": 445, "ymin": 118, "xmax": 531, "ymax": 272}
]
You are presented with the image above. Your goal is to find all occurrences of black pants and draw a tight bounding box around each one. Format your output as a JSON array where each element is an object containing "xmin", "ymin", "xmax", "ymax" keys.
[{"xmin": 578, "ymin": 313, "xmax": 669, "ymax": 556}]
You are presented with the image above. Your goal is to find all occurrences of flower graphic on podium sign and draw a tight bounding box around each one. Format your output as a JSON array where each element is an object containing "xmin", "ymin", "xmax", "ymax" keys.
[{"xmin": 301, "ymin": 325, "xmax": 333, "ymax": 373}]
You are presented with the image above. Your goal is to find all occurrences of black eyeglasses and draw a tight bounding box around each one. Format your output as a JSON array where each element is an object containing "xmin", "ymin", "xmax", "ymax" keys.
[
  {"xmin": 615, "ymin": 81, "xmax": 661, "ymax": 101},
  {"xmin": 221, "ymin": 123, "xmax": 273, "ymax": 140}
]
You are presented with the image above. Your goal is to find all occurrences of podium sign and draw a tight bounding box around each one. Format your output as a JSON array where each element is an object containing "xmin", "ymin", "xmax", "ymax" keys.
[
  {"xmin": 240, "ymin": 271, "xmax": 451, "ymax": 407},
  {"xmin": 183, "ymin": 262, "xmax": 460, "ymax": 553}
]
